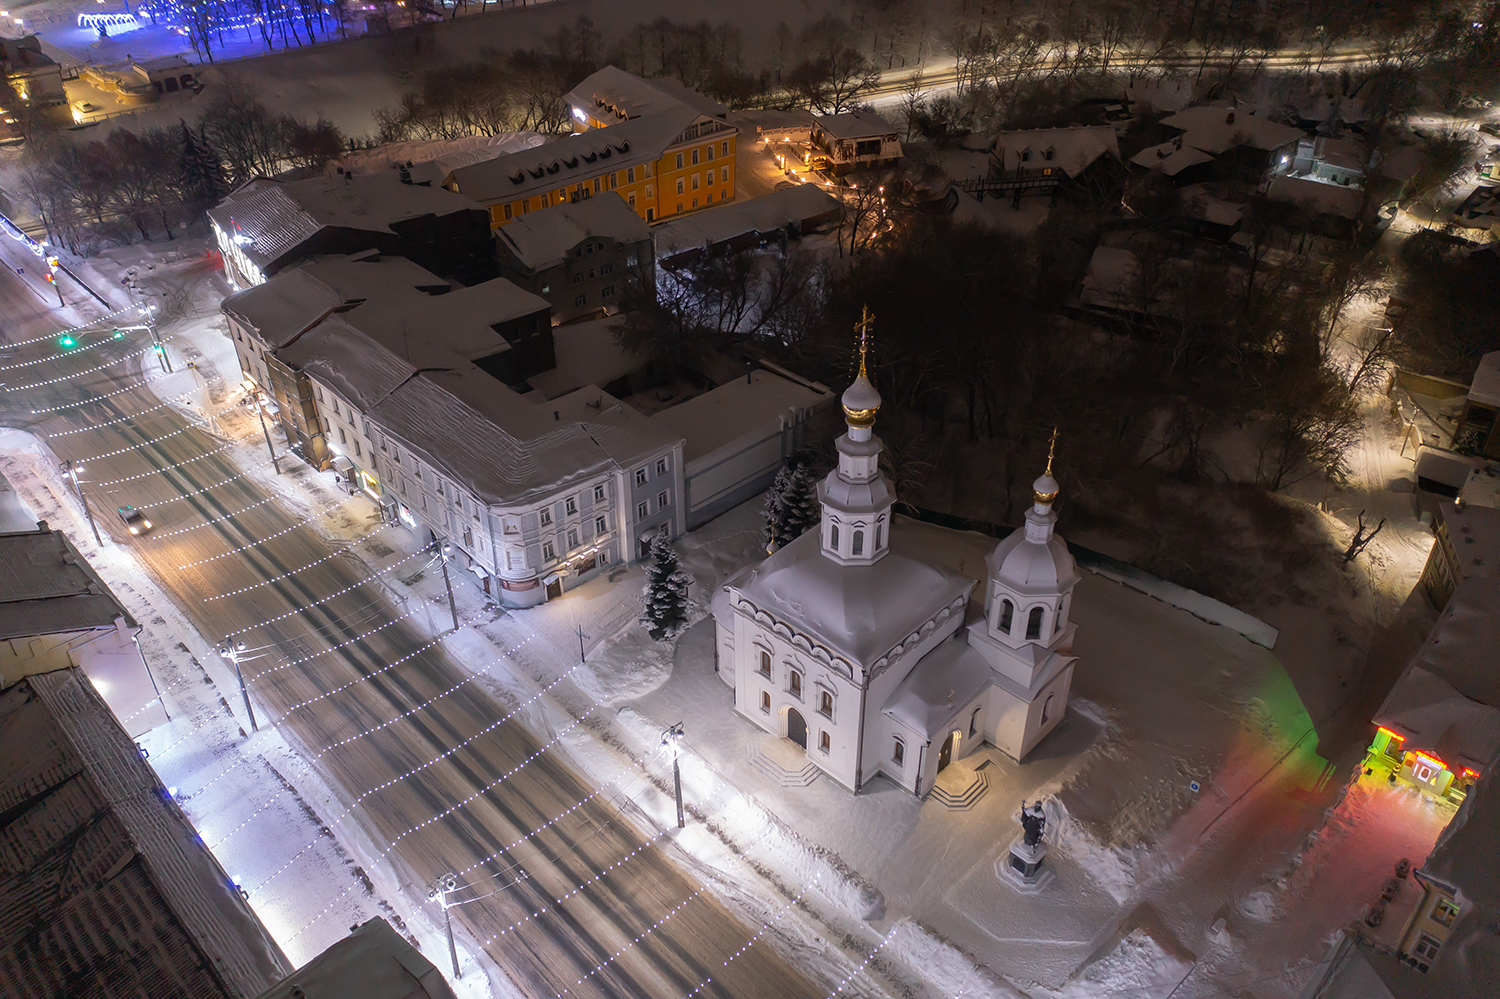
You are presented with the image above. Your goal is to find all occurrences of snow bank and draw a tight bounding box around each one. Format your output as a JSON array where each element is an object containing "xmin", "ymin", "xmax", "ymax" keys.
[
  {"xmin": 1039, "ymin": 795, "xmax": 1151, "ymax": 907},
  {"xmin": 1043, "ymin": 929, "xmax": 1193, "ymax": 999},
  {"xmin": 883, "ymin": 919, "xmax": 1031, "ymax": 999}
]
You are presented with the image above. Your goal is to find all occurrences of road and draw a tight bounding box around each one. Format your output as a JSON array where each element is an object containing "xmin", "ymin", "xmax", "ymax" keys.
[{"xmin": 0, "ymin": 264, "xmax": 821, "ymax": 999}]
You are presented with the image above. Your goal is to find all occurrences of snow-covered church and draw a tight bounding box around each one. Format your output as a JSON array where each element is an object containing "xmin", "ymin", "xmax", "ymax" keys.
[{"xmin": 713, "ymin": 339, "xmax": 1079, "ymax": 796}]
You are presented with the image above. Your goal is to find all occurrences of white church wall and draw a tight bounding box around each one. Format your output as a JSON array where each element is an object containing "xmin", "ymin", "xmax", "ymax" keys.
[
  {"xmin": 857, "ymin": 613, "xmax": 966, "ymax": 787},
  {"xmin": 1018, "ymin": 663, "xmax": 1074, "ymax": 759}
]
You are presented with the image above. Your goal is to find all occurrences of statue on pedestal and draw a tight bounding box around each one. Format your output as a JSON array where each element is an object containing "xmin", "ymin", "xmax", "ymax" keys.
[{"xmin": 1020, "ymin": 801, "xmax": 1046, "ymax": 847}]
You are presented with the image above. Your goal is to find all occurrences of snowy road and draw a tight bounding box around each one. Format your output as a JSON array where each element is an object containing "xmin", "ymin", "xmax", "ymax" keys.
[{"xmin": 0, "ymin": 264, "xmax": 821, "ymax": 999}]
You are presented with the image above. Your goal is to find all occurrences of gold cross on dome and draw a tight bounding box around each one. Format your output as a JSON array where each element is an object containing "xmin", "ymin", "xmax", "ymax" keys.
[
  {"xmin": 1045, "ymin": 427, "xmax": 1059, "ymax": 477},
  {"xmin": 854, "ymin": 305, "xmax": 875, "ymax": 375}
]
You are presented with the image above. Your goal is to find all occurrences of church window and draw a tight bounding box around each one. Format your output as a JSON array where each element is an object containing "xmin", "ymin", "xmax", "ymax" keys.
[
  {"xmin": 789, "ymin": 670, "xmax": 802, "ymax": 698},
  {"xmin": 830, "ymin": 524, "xmax": 839, "ymax": 550},
  {"xmin": 819, "ymin": 731, "xmax": 830, "ymax": 753},
  {"xmin": 1055, "ymin": 602, "xmax": 1065, "ymax": 633},
  {"xmin": 760, "ymin": 690, "xmax": 771, "ymax": 713},
  {"xmin": 969, "ymin": 708, "xmax": 981, "ymax": 737},
  {"xmin": 892, "ymin": 738, "xmax": 905, "ymax": 766},
  {"xmin": 1026, "ymin": 606, "xmax": 1044, "ymax": 640},
  {"xmin": 758, "ymin": 650, "xmax": 771, "ymax": 677},
  {"xmin": 852, "ymin": 530, "xmax": 864, "ymax": 556},
  {"xmin": 1041, "ymin": 694, "xmax": 1054, "ymax": 724},
  {"xmin": 818, "ymin": 690, "xmax": 833, "ymax": 718},
  {"xmin": 999, "ymin": 599, "xmax": 1014, "ymax": 634},
  {"xmin": 876, "ymin": 524, "xmax": 883, "ymax": 550}
]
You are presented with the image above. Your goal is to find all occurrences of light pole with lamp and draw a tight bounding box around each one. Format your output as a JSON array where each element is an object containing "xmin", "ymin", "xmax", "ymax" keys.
[
  {"xmin": 662, "ymin": 722, "xmax": 685, "ymax": 828},
  {"xmin": 434, "ymin": 540, "xmax": 460, "ymax": 632},
  {"xmin": 62, "ymin": 460, "xmax": 103, "ymax": 546},
  {"xmin": 248, "ymin": 394, "xmax": 280, "ymax": 474},
  {"xmin": 219, "ymin": 641, "xmax": 258, "ymax": 733},
  {"xmin": 428, "ymin": 873, "xmax": 462, "ymax": 980}
]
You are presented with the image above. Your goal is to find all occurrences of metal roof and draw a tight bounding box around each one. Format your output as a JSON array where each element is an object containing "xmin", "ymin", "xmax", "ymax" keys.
[{"xmin": 0, "ymin": 527, "xmax": 138, "ymax": 641}]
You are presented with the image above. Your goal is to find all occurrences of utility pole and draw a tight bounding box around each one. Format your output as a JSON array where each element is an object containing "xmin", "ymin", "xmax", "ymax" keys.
[
  {"xmin": 63, "ymin": 460, "xmax": 102, "ymax": 546},
  {"xmin": 662, "ymin": 722, "xmax": 685, "ymax": 828},
  {"xmin": 220, "ymin": 641, "xmax": 258, "ymax": 733},
  {"xmin": 250, "ymin": 396, "xmax": 280, "ymax": 473},
  {"xmin": 428, "ymin": 873, "xmax": 461, "ymax": 980},
  {"xmin": 436, "ymin": 541, "xmax": 460, "ymax": 632},
  {"xmin": 44, "ymin": 248, "xmax": 64, "ymax": 307}
]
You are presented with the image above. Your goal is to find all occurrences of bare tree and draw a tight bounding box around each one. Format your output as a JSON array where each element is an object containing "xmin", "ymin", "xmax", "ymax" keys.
[{"xmin": 1341, "ymin": 509, "xmax": 1386, "ymax": 566}]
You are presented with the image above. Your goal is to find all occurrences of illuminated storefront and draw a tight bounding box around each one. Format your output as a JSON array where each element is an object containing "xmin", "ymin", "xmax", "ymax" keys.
[{"xmin": 1368, "ymin": 726, "xmax": 1480, "ymax": 802}]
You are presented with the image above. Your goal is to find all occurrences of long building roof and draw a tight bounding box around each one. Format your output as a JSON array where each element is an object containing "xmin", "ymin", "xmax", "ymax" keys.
[
  {"xmin": 497, "ymin": 191, "xmax": 650, "ymax": 271},
  {"xmin": 0, "ymin": 669, "xmax": 292, "ymax": 997},
  {"xmin": 0, "ymin": 526, "xmax": 137, "ymax": 641}
]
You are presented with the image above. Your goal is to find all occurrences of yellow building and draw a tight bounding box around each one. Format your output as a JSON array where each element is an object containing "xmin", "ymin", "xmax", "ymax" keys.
[{"xmin": 445, "ymin": 67, "xmax": 737, "ymax": 228}]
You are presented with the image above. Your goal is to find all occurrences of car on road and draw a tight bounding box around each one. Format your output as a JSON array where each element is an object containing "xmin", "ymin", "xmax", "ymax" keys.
[
  {"xmin": 71, "ymin": 101, "xmax": 97, "ymax": 115},
  {"xmin": 116, "ymin": 505, "xmax": 152, "ymax": 535}
]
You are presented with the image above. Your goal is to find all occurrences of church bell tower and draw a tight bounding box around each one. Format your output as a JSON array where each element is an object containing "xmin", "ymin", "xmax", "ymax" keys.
[{"xmin": 819, "ymin": 308, "xmax": 894, "ymax": 567}]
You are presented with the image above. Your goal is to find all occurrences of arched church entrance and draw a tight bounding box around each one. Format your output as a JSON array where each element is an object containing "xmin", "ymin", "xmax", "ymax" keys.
[
  {"xmin": 786, "ymin": 707, "xmax": 808, "ymax": 750},
  {"xmin": 937, "ymin": 731, "xmax": 960, "ymax": 773}
]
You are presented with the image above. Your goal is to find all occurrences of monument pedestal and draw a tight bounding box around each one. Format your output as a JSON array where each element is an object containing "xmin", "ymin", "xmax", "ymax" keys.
[{"xmin": 998, "ymin": 835, "xmax": 1053, "ymax": 894}]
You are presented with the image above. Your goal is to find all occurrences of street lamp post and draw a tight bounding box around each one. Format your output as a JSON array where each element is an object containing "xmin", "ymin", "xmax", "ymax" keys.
[
  {"xmin": 435, "ymin": 541, "xmax": 460, "ymax": 632},
  {"xmin": 574, "ymin": 623, "xmax": 588, "ymax": 664},
  {"xmin": 250, "ymin": 396, "xmax": 280, "ymax": 474},
  {"xmin": 62, "ymin": 460, "xmax": 102, "ymax": 546},
  {"xmin": 220, "ymin": 641, "xmax": 258, "ymax": 733},
  {"xmin": 428, "ymin": 873, "xmax": 461, "ymax": 980},
  {"xmin": 662, "ymin": 722, "xmax": 685, "ymax": 829}
]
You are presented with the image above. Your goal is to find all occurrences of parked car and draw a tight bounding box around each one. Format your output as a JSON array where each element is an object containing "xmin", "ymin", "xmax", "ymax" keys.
[
  {"xmin": 116, "ymin": 504, "xmax": 152, "ymax": 535},
  {"xmin": 71, "ymin": 101, "xmax": 97, "ymax": 115}
]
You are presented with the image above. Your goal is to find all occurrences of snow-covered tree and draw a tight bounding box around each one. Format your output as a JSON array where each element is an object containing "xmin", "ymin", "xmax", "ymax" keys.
[
  {"xmin": 179, "ymin": 121, "xmax": 227, "ymax": 209},
  {"xmin": 764, "ymin": 462, "xmax": 821, "ymax": 553},
  {"xmin": 640, "ymin": 533, "xmax": 689, "ymax": 640},
  {"xmin": 783, "ymin": 465, "xmax": 822, "ymax": 541},
  {"xmin": 762, "ymin": 464, "xmax": 796, "ymax": 552}
]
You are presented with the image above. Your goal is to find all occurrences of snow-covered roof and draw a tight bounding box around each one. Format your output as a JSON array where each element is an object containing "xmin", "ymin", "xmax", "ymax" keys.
[
  {"xmin": 497, "ymin": 192, "xmax": 649, "ymax": 271},
  {"xmin": 652, "ymin": 185, "xmax": 842, "ymax": 260},
  {"xmin": 448, "ymin": 106, "xmax": 714, "ymax": 205},
  {"xmin": 1264, "ymin": 173, "xmax": 1365, "ymax": 218},
  {"xmin": 525, "ymin": 315, "xmax": 637, "ymax": 401},
  {"xmin": 0, "ymin": 471, "xmax": 34, "ymax": 535},
  {"xmin": 208, "ymin": 173, "xmax": 484, "ymax": 271},
  {"xmin": 813, "ymin": 111, "xmax": 897, "ymax": 140},
  {"xmin": 1470, "ymin": 351, "xmax": 1500, "ymax": 408},
  {"xmin": 370, "ymin": 365, "xmax": 678, "ymax": 508},
  {"xmin": 1374, "ymin": 578, "xmax": 1500, "ymax": 771},
  {"xmin": 0, "ymin": 670, "xmax": 292, "ymax": 998},
  {"xmin": 990, "ymin": 125, "xmax": 1121, "ymax": 176},
  {"xmin": 566, "ymin": 66, "xmax": 726, "ymax": 123},
  {"xmin": 987, "ymin": 513, "xmax": 1078, "ymax": 596},
  {"xmin": 1160, "ymin": 105, "xmax": 1304, "ymax": 154},
  {"xmin": 1129, "ymin": 139, "xmax": 1215, "ymax": 176},
  {"xmin": 1124, "ymin": 77, "xmax": 1195, "ymax": 113},
  {"xmin": 882, "ymin": 634, "xmax": 993, "ymax": 738},
  {"xmin": 651, "ymin": 368, "xmax": 832, "ymax": 464},
  {"xmin": 0, "ymin": 526, "xmax": 136, "ymax": 641},
  {"xmin": 324, "ymin": 132, "xmax": 545, "ymax": 181},
  {"xmin": 251, "ymin": 918, "xmax": 455, "ymax": 999},
  {"xmin": 732, "ymin": 526, "xmax": 976, "ymax": 672},
  {"xmin": 1425, "ymin": 751, "xmax": 1500, "ymax": 911}
]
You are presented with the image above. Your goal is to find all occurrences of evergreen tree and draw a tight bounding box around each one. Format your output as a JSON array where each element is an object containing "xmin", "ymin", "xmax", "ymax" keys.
[
  {"xmin": 783, "ymin": 465, "xmax": 822, "ymax": 540},
  {"xmin": 639, "ymin": 532, "xmax": 689, "ymax": 640},
  {"xmin": 179, "ymin": 120, "xmax": 227, "ymax": 209},
  {"xmin": 762, "ymin": 464, "xmax": 797, "ymax": 553}
]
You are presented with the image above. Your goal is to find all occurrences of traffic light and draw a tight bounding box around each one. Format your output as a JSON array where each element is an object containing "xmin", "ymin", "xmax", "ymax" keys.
[
  {"xmin": 153, "ymin": 342, "xmax": 165, "ymax": 355},
  {"xmin": 58, "ymin": 334, "xmax": 75, "ymax": 348},
  {"xmin": 112, "ymin": 329, "xmax": 123, "ymax": 339},
  {"xmin": 44, "ymin": 273, "xmax": 55, "ymax": 285}
]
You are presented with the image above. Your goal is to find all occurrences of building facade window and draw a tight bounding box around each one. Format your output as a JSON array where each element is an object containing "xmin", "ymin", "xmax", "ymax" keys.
[
  {"xmin": 1041, "ymin": 694, "xmax": 1054, "ymax": 724},
  {"xmin": 657, "ymin": 490, "xmax": 669, "ymax": 508},
  {"xmin": 758, "ymin": 650, "xmax": 771, "ymax": 677},
  {"xmin": 999, "ymin": 599, "xmax": 1013, "ymax": 633},
  {"xmin": 676, "ymin": 178, "xmax": 685, "ymax": 195},
  {"xmin": 831, "ymin": 524, "xmax": 839, "ymax": 550},
  {"xmin": 635, "ymin": 468, "xmax": 648, "ymax": 486},
  {"xmin": 595, "ymin": 515, "xmax": 607, "ymax": 534},
  {"xmin": 819, "ymin": 731, "xmax": 830, "ymax": 754},
  {"xmin": 1433, "ymin": 899, "xmax": 1460, "ymax": 927},
  {"xmin": 1026, "ymin": 606, "xmax": 1044, "ymax": 640},
  {"xmin": 542, "ymin": 541, "xmax": 556, "ymax": 560},
  {"xmin": 789, "ymin": 670, "xmax": 802, "ymax": 698},
  {"xmin": 627, "ymin": 166, "xmax": 636, "ymax": 182},
  {"xmin": 892, "ymin": 738, "xmax": 905, "ymax": 766},
  {"xmin": 852, "ymin": 530, "xmax": 864, "ymax": 556},
  {"xmin": 721, "ymin": 166, "xmax": 728, "ymax": 183},
  {"xmin": 1414, "ymin": 934, "xmax": 1441, "ymax": 962},
  {"xmin": 721, "ymin": 141, "xmax": 729, "ymax": 157},
  {"xmin": 691, "ymin": 148, "xmax": 699, "ymax": 164},
  {"xmin": 656, "ymin": 458, "xmax": 667, "ymax": 475},
  {"xmin": 575, "ymin": 294, "xmax": 586, "ymax": 306},
  {"xmin": 565, "ymin": 497, "xmax": 577, "ymax": 515},
  {"xmin": 637, "ymin": 501, "xmax": 649, "ymax": 520},
  {"xmin": 594, "ymin": 483, "xmax": 606, "ymax": 502},
  {"xmin": 818, "ymin": 690, "xmax": 833, "ymax": 717},
  {"xmin": 760, "ymin": 690, "xmax": 771, "ymax": 713},
  {"xmin": 602, "ymin": 286, "xmax": 615, "ymax": 299},
  {"xmin": 567, "ymin": 528, "xmax": 579, "ymax": 548},
  {"xmin": 970, "ymin": 708, "xmax": 981, "ymax": 737},
  {"xmin": 539, "ymin": 508, "xmax": 552, "ymax": 526}
]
